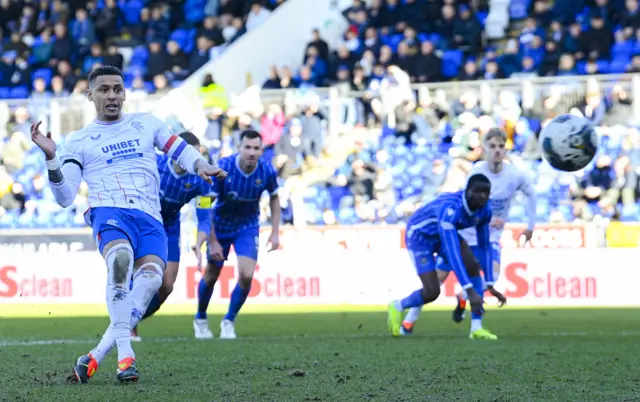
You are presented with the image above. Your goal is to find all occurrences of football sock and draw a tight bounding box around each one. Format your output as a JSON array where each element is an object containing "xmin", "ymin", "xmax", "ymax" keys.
[
  {"xmin": 469, "ymin": 276, "xmax": 485, "ymax": 329},
  {"xmin": 141, "ymin": 294, "xmax": 162, "ymax": 320},
  {"xmin": 104, "ymin": 244, "xmax": 135, "ymax": 362},
  {"xmin": 224, "ymin": 283, "xmax": 251, "ymax": 321},
  {"xmin": 399, "ymin": 289, "xmax": 424, "ymax": 310},
  {"xmin": 195, "ymin": 278, "xmax": 214, "ymax": 320},
  {"xmin": 91, "ymin": 264, "xmax": 162, "ymax": 364},
  {"xmin": 404, "ymin": 306, "xmax": 422, "ymax": 324}
]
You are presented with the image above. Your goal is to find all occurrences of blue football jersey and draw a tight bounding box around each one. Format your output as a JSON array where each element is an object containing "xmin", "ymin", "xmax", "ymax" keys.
[
  {"xmin": 211, "ymin": 154, "xmax": 279, "ymax": 237},
  {"xmin": 157, "ymin": 154, "xmax": 214, "ymax": 232},
  {"xmin": 406, "ymin": 191, "xmax": 493, "ymax": 286}
]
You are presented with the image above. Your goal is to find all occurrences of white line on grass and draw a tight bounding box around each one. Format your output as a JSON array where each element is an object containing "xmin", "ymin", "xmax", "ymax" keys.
[{"xmin": 1, "ymin": 330, "xmax": 640, "ymax": 348}]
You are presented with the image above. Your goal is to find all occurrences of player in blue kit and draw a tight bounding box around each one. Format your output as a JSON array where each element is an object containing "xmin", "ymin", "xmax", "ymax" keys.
[
  {"xmin": 130, "ymin": 131, "xmax": 215, "ymax": 341},
  {"xmin": 194, "ymin": 129, "xmax": 281, "ymax": 339},
  {"xmin": 388, "ymin": 174, "xmax": 505, "ymax": 337}
]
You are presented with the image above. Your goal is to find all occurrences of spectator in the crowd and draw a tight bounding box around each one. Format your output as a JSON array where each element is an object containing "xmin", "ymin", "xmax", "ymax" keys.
[
  {"xmin": 246, "ymin": 2, "xmax": 271, "ymax": 32},
  {"xmin": 189, "ymin": 36, "xmax": 212, "ymax": 73},
  {"xmin": 50, "ymin": 23, "xmax": 72, "ymax": 68},
  {"xmin": 0, "ymin": 182, "xmax": 26, "ymax": 213},
  {"xmin": 306, "ymin": 28, "xmax": 329, "ymax": 62}
]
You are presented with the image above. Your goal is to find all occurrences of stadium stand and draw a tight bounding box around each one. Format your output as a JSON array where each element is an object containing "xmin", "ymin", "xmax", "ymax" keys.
[{"xmin": 1, "ymin": 0, "xmax": 640, "ymax": 229}]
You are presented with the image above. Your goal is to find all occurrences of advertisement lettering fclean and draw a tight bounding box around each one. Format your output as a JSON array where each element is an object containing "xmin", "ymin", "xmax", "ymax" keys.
[
  {"xmin": 0, "ymin": 266, "xmax": 73, "ymax": 298},
  {"xmin": 441, "ymin": 261, "xmax": 597, "ymax": 299},
  {"xmin": 185, "ymin": 265, "xmax": 321, "ymax": 299}
]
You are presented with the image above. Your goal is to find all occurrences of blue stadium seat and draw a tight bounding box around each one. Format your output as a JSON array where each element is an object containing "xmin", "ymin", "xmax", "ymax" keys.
[
  {"xmin": 441, "ymin": 50, "xmax": 463, "ymax": 78},
  {"xmin": 33, "ymin": 68, "xmax": 53, "ymax": 85},
  {"xmin": 9, "ymin": 86, "xmax": 29, "ymax": 99},
  {"xmin": 0, "ymin": 87, "xmax": 9, "ymax": 99},
  {"xmin": 130, "ymin": 46, "xmax": 149, "ymax": 64},
  {"xmin": 122, "ymin": 0, "xmax": 143, "ymax": 25},
  {"xmin": 509, "ymin": 0, "xmax": 531, "ymax": 19},
  {"xmin": 611, "ymin": 41, "xmax": 633, "ymax": 60},
  {"xmin": 170, "ymin": 29, "xmax": 190, "ymax": 48}
]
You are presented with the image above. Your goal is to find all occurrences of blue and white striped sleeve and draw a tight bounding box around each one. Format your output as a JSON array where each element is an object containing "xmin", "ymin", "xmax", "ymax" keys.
[
  {"xmin": 475, "ymin": 213, "xmax": 494, "ymax": 285},
  {"xmin": 437, "ymin": 203, "xmax": 472, "ymax": 289}
]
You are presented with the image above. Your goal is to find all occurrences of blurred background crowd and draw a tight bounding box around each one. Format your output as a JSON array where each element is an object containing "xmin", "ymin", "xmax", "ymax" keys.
[{"xmin": 2, "ymin": 0, "xmax": 640, "ymax": 229}]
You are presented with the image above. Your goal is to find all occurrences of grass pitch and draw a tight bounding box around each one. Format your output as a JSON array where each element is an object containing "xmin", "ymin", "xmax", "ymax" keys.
[{"xmin": 1, "ymin": 306, "xmax": 639, "ymax": 402}]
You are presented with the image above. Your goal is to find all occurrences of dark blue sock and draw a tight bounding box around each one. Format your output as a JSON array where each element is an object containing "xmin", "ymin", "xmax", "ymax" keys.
[
  {"xmin": 195, "ymin": 279, "xmax": 214, "ymax": 319},
  {"xmin": 141, "ymin": 294, "xmax": 162, "ymax": 320},
  {"xmin": 400, "ymin": 289, "xmax": 424, "ymax": 309},
  {"xmin": 470, "ymin": 276, "xmax": 485, "ymax": 320},
  {"xmin": 224, "ymin": 283, "xmax": 251, "ymax": 321}
]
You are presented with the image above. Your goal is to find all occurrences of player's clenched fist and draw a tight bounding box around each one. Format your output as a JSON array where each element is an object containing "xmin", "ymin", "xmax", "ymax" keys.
[
  {"xmin": 194, "ymin": 160, "xmax": 228, "ymax": 184},
  {"xmin": 30, "ymin": 121, "xmax": 57, "ymax": 160}
]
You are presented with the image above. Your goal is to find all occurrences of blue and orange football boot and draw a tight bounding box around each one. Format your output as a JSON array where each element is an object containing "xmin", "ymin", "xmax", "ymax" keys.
[
  {"xmin": 116, "ymin": 357, "xmax": 139, "ymax": 382},
  {"xmin": 72, "ymin": 353, "xmax": 98, "ymax": 384},
  {"xmin": 452, "ymin": 294, "xmax": 467, "ymax": 323},
  {"xmin": 400, "ymin": 321, "xmax": 414, "ymax": 336}
]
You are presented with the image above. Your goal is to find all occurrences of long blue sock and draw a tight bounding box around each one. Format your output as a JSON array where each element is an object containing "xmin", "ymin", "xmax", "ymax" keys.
[
  {"xmin": 399, "ymin": 289, "xmax": 424, "ymax": 309},
  {"xmin": 224, "ymin": 283, "xmax": 251, "ymax": 321},
  {"xmin": 470, "ymin": 276, "xmax": 485, "ymax": 320},
  {"xmin": 141, "ymin": 294, "xmax": 162, "ymax": 320},
  {"xmin": 195, "ymin": 279, "xmax": 214, "ymax": 319}
]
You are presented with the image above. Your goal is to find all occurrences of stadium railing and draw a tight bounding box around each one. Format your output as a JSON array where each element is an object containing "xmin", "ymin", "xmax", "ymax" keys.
[{"xmin": 3, "ymin": 73, "xmax": 640, "ymax": 139}]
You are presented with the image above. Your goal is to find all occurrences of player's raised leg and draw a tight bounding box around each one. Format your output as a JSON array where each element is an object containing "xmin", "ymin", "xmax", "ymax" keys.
[
  {"xmin": 73, "ymin": 209, "xmax": 167, "ymax": 383},
  {"xmin": 388, "ymin": 245, "xmax": 442, "ymax": 336},
  {"xmin": 72, "ymin": 208, "xmax": 137, "ymax": 383},
  {"xmin": 401, "ymin": 267, "xmax": 451, "ymax": 335}
]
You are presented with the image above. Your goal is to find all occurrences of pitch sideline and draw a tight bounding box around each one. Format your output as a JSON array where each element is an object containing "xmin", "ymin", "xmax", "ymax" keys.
[{"xmin": 2, "ymin": 330, "xmax": 640, "ymax": 348}]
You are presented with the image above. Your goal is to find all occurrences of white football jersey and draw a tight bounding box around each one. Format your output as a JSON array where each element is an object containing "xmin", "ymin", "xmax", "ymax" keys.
[
  {"xmin": 59, "ymin": 112, "xmax": 197, "ymax": 223},
  {"xmin": 459, "ymin": 161, "xmax": 535, "ymax": 245}
]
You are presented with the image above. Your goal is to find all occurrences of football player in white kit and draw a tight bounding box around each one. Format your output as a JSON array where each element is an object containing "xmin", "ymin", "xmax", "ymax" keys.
[
  {"xmin": 401, "ymin": 128, "xmax": 536, "ymax": 340},
  {"xmin": 30, "ymin": 66, "xmax": 227, "ymax": 383}
]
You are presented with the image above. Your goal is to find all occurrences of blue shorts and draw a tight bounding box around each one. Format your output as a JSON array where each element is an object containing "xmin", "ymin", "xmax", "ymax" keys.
[
  {"xmin": 436, "ymin": 242, "xmax": 501, "ymax": 274},
  {"xmin": 164, "ymin": 218, "xmax": 181, "ymax": 263},
  {"xmin": 89, "ymin": 207, "xmax": 168, "ymax": 263},
  {"xmin": 406, "ymin": 232, "xmax": 437, "ymax": 275},
  {"xmin": 207, "ymin": 228, "xmax": 260, "ymax": 268}
]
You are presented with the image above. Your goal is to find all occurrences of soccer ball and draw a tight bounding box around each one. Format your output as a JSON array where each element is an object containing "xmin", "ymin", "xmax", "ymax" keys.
[{"xmin": 539, "ymin": 114, "xmax": 598, "ymax": 172}]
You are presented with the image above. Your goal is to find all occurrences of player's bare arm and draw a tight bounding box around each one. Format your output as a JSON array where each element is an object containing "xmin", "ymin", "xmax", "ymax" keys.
[{"xmin": 267, "ymin": 193, "xmax": 281, "ymax": 252}]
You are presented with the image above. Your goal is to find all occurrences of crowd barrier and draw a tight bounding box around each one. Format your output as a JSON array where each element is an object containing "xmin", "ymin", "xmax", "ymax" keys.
[{"xmin": 0, "ymin": 224, "xmax": 637, "ymax": 307}]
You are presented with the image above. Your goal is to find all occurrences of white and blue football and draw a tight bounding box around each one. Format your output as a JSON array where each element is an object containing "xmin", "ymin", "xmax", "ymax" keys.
[{"xmin": 540, "ymin": 114, "xmax": 598, "ymax": 172}]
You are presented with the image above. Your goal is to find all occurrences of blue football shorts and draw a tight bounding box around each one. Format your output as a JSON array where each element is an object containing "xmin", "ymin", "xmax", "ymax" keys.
[
  {"xmin": 405, "ymin": 232, "xmax": 438, "ymax": 275},
  {"xmin": 206, "ymin": 227, "xmax": 260, "ymax": 268},
  {"xmin": 436, "ymin": 241, "xmax": 501, "ymax": 275},
  {"xmin": 89, "ymin": 207, "xmax": 168, "ymax": 263},
  {"xmin": 164, "ymin": 218, "xmax": 181, "ymax": 263}
]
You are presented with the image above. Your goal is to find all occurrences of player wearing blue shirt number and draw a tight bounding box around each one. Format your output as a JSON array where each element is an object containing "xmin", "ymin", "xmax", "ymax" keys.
[
  {"xmin": 193, "ymin": 130, "xmax": 281, "ymax": 340},
  {"xmin": 388, "ymin": 174, "xmax": 506, "ymax": 337},
  {"xmin": 130, "ymin": 132, "xmax": 215, "ymax": 341}
]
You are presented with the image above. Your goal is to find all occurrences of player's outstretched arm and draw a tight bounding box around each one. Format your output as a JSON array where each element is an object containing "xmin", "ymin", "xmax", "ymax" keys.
[
  {"xmin": 31, "ymin": 122, "xmax": 80, "ymax": 208},
  {"xmin": 266, "ymin": 167, "xmax": 280, "ymax": 252},
  {"xmin": 153, "ymin": 119, "xmax": 226, "ymax": 182},
  {"xmin": 437, "ymin": 204, "xmax": 473, "ymax": 290}
]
